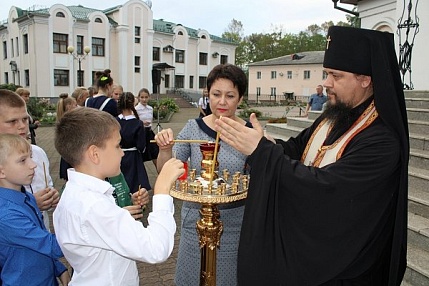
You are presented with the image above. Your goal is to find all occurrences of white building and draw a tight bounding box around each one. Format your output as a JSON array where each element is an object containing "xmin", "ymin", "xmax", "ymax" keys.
[
  {"xmin": 247, "ymin": 51, "xmax": 326, "ymax": 104},
  {"xmin": 338, "ymin": 0, "xmax": 428, "ymax": 90},
  {"xmin": 0, "ymin": 0, "xmax": 237, "ymax": 98}
]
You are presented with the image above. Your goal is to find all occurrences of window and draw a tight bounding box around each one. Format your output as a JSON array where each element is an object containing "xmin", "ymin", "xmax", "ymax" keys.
[
  {"xmin": 135, "ymin": 56, "xmax": 140, "ymax": 73},
  {"xmin": 135, "ymin": 26, "xmax": 141, "ymax": 36},
  {"xmin": 15, "ymin": 37, "xmax": 19, "ymax": 56},
  {"xmin": 322, "ymin": 71, "xmax": 328, "ymax": 80},
  {"xmin": 164, "ymin": 74, "xmax": 170, "ymax": 88},
  {"xmin": 256, "ymin": 71, "xmax": 261, "ymax": 79},
  {"xmin": 56, "ymin": 12, "xmax": 65, "ymax": 17},
  {"xmin": 153, "ymin": 47, "xmax": 160, "ymax": 61},
  {"xmin": 4, "ymin": 72, "xmax": 8, "ymax": 84},
  {"xmin": 271, "ymin": 87, "xmax": 277, "ymax": 96},
  {"xmin": 271, "ymin": 71, "xmax": 277, "ymax": 79},
  {"xmin": 76, "ymin": 35, "xmax": 84, "ymax": 55},
  {"xmin": 199, "ymin": 76, "xmax": 207, "ymax": 89},
  {"xmin": 178, "ymin": 31, "xmax": 183, "ymax": 35},
  {"xmin": 199, "ymin": 52, "xmax": 208, "ymax": 65},
  {"xmin": 54, "ymin": 69, "xmax": 69, "ymax": 86},
  {"xmin": 25, "ymin": 70, "xmax": 30, "ymax": 86},
  {"xmin": 95, "ymin": 18, "xmax": 103, "ymax": 23},
  {"xmin": 135, "ymin": 27, "xmax": 141, "ymax": 43},
  {"xmin": 256, "ymin": 87, "xmax": 261, "ymax": 96},
  {"xmin": 175, "ymin": 49, "xmax": 185, "ymax": 63},
  {"xmin": 92, "ymin": 37, "xmax": 105, "ymax": 56},
  {"xmin": 53, "ymin": 33, "xmax": 68, "ymax": 53},
  {"xmin": 304, "ymin": 70, "xmax": 311, "ymax": 79},
  {"xmin": 77, "ymin": 70, "xmax": 84, "ymax": 86},
  {"xmin": 2, "ymin": 41, "xmax": 7, "ymax": 59},
  {"xmin": 23, "ymin": 34, "xmax": 28, "ymax": 54},
  {"xmin": 287, "ymin": 71, "xmax": 292, "ymax": 79},
  {"xmin": 175, "ymin": 75, "xmax": 184, "ymax": 88},
  {"xmin": 10, "ymin": 39, "xmax": 14, "ymax": 57},
  {"xmin": 201, "ymin": 35, "xmax": 206, "ymax": 39},
  {"xmin": 221, "ymin": 55, "xmax": 228, "ymax": 64},
  {"xmin": 189, "ymin": 76, "xmax": 194, "ymax": 89}
]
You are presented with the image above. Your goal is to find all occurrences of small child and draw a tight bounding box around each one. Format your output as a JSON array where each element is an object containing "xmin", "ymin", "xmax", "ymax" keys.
[
  {"xmin": 53, "ymin": 107, "xmax": 183, "ymax": 285},
  {"xmin": 0, "ymin": 134, "xmax": 70, "ymax": 285}
]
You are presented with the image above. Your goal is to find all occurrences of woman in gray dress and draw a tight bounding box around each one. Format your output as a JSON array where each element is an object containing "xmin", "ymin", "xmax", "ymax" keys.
[{"xmin": 155, "ymin": 64, "xmax": 250, "ymax": 286}]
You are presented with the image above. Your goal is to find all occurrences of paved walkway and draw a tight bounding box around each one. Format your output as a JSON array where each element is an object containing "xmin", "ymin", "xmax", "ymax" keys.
[{"xmin": 38, "ymin": 105, "xmax": 291, "ymax": 285}]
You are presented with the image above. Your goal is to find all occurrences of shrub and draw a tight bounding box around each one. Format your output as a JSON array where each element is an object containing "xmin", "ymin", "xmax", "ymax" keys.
[
  {"xmin": 238, "ymin": 108, "xmax": 262, "ymax": 118},
  {"xmin": 149, "ymin": 98, "xmax": 179, "ymax": 119}
]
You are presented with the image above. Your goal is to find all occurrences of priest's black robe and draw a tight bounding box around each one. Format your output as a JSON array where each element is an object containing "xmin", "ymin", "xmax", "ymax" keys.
[{"xmin": 237, "ymin": 114, "xmax": 407, "ymax": 285}]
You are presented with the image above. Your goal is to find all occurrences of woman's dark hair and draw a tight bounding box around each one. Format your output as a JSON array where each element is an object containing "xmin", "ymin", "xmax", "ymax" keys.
[
  {"xmin": 206, "ymin": 64, "xmax": 248, "ymax": 98},
  {"xmin": 118, "ymin": 92, "xmax": 139, "ymax": 118},
  {"xmin": 96, "ymin": 71, "xmax": 113, "ymax": 89}
]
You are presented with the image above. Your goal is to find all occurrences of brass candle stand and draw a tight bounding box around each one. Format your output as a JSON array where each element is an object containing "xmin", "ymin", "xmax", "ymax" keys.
[{"xmin": 170, "ymin": 142, "xmax": 248, "ymax": 286}]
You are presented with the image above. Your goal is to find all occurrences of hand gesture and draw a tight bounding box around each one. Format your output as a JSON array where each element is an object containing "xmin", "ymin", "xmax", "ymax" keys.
[
  {"xmin": 154, "ymin": 128, "xmax": 175, "ymax": 150},
  {"xmin": 34, "ymin": 187, "xmax": 60, "ymax": 211},
  {"xmin": 154, "ymin": 158, "xmax": 184, "ymax": 195},
  {"xmin": 215, "ymin": 113, "xmax": 264, "ymax": 156}
]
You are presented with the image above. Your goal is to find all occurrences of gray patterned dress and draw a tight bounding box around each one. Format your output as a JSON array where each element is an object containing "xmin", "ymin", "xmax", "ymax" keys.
[{"xmin": 174, "ymin": 118, "xmax": 251, "ymax": 286}]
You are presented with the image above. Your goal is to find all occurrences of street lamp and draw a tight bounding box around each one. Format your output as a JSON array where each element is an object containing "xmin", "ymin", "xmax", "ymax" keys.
[{"xmin": 67, "ymin": 45, "xmax": 91, "ymax": 87}]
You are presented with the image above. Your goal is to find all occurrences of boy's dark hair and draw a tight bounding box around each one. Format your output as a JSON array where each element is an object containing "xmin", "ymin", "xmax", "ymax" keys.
[
  {"xmin": 0, "ymin": 89, "xmax": 26, "ymax": 108},
  {"xmin": 118, "ymin": 92, "xmax": 139, "ymax": 119},
  {"xmin": 206, "ymin": 64, "xmax": 248, "ymax": 98},
  {"xmin": 55, "ymin": 108, "xmax": 120, "ymax": 167}
]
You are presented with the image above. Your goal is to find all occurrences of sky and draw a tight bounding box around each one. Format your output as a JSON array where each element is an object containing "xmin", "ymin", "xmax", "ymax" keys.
[{"xmin": 1, "ymin": 0, "xmax": 352, "ymax": 37}]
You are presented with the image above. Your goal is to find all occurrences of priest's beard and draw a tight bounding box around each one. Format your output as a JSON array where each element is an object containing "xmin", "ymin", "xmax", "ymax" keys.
[{"xmin": 322, "ymin": 98, "xmax": 354, "ymax": 130}]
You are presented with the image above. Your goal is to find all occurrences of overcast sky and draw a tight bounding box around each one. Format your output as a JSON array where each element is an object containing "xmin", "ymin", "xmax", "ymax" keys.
[{"xmin": 1, "ymin": 0, "xmax": 352, "ymax": 36}]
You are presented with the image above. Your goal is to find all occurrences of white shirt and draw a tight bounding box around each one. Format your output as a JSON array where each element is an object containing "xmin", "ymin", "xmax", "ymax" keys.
[
  {"xmin": 135, "ymin": 103, "xmax": 153, "ymax": 127},
  {"xmin": 24, "ymin": 144, "xmax": 53, "ymax": 230},
  {"xmin": 53, "ymin": 169, "xmax": 176, "ymax": 286},
  {"xmin": 198, "ymin": 97, "xmax": 208, "ymax": 109}
]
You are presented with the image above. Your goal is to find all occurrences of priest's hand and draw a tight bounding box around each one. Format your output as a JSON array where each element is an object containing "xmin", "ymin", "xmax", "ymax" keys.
[{"xmin": 216, "ymin": 113, "xmax": 264, "ymax": 155}]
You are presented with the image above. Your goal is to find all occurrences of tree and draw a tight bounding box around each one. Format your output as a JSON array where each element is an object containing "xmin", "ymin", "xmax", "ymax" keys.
[{"xmin": 222, "ymin": 19, "xmax": 247, "ymax": 68}]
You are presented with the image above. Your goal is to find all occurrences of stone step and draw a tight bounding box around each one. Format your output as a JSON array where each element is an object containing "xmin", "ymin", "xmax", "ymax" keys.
[
  {"xmin": 406, "ymin": 98, "xmax": 429, "ymax": 109},
  {"xmin": 409, "ymin": 167, "xmax": 429, "ymax": 196},
  {"xmin": 409, "ymin": 148, "xmax": 429, "ymax": 170},
  {"xmin": 405, "ymin": 90, "xmax": 429, "ymax": 99},
  {"xmin": 408, "ymin": 120, "xmax": 429, "ymax": 135},
  {"xmin": 404, "ymin": 244, "xmax": 429, "ymax": 286},
  {"xmin": 265, "ymin": 124, "xmax": 301, "ymax": 140},
  {"xmin": 408, "ymin": 213, "xmax": 429, "ymax": 253},
  {"xmin": 287, "ymin": 117, "xmax": 313, "ymax": 129},
  {"xmin": 308, "ymin": 110, "xmax": 322, "ymax": 121},
  {"xmin": 409, "ymin": 187, "xmax": 429, "ymax": 220},
  {"xmin": 407, "ymin": 108, "xmax": 429, "ymax": 122},
  {"xmin": 410, "ymin": 133, "xmax": 429, "ymax": 152}
]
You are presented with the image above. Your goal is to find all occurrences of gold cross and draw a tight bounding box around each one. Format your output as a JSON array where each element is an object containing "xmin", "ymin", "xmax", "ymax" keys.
[{"xmin": 326, "ymin": 36, "xmax": 332, "ymax": 49}]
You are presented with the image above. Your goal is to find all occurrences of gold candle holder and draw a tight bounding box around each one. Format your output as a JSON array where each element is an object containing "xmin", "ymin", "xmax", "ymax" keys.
[{"xmin": 170, "ymin": 142, "xmax": 248, "ymax": 286}]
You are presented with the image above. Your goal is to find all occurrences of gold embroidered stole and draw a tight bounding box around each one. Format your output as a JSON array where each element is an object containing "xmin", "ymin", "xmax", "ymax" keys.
[{"xmin": 301, "ymin": 101, "xmax": 378, "ymax": 167}]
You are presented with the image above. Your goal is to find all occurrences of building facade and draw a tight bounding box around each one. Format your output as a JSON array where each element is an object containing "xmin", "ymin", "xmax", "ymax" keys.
[
  {"xmin": 338, "ymin": 0, "xmax": 428, "ymax": 90},
  {"xmin": 0, "ymin": 0, "xmax": 237, "ymax": 98},
  {"xmin": 247, "ymin": 51, "xmax": 326, "ymax": 104}
]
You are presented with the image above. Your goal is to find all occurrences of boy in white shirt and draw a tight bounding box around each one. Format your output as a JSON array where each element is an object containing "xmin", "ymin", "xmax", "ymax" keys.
[{"xmin": 53, "ymin": 107, "xmax": 183, "ymax": 285}]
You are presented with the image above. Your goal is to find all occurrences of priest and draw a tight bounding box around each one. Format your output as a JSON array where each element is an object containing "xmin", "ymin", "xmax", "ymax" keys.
[{"xmin": 215, "ymin": 26, "xmax": 409, "ymax": 285}]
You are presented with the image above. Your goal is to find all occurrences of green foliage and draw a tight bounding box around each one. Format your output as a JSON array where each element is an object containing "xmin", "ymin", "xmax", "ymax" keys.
[
  {"xmin": 0, "ymin": 84, "xmax": 21, "ymax": 91},
  {"xmin": 228, "ymin": 16, "xmax": 357, "ymax": 66},
  {"xmin": 27, "ymin": 98, "xmax": 56, "ymax": 121},
  {"xmin": 148, "ymin": 98, "xmax": 179, "ymax": 119},
  {"xmin": 238, "ymin": 108, "xmax": 262, "ymax": 118}
]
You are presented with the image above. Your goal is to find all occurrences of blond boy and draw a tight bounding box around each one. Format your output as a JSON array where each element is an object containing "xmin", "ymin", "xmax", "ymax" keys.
[{"xmin": 0, "ymin": 134, "xmax": 70, "ymax": 285}]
